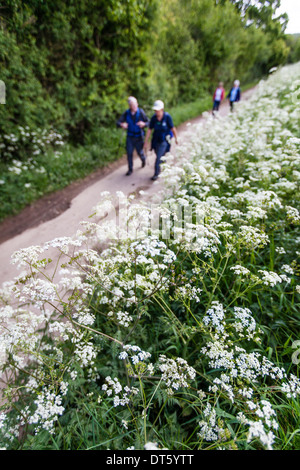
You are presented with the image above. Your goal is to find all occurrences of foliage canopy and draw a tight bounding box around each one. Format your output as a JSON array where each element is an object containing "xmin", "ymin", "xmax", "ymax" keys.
[{"xmin": 0, "ymin": 0, "xmax": 292, "ymax": 146}]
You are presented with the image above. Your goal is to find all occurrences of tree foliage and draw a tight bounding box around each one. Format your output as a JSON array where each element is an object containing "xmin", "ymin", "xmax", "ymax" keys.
[
  {"xmin": 0, "ymin": 0, "xmax": 292, "ymax": 148},
  {"xmin": 286, "ymin": 34, "xmax": 300, "ymax": 64}
]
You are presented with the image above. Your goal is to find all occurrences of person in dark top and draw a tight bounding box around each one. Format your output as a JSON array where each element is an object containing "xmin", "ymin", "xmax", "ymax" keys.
[
  {"xmin": 144, "ymin": 100, "xmax": 178, "ymax": 181},
  {"xmin": 227, "ymin": 80, "xmax": 241, "ymax": 112},
  {"xmin": 117, "ymin": 96, "xmax": 149, "ymax": 175}
]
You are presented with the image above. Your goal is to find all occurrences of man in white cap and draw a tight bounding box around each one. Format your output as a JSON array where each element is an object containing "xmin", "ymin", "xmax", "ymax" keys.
[
  {"xmin": 144, "ymin": 100, "xmax": 178, "ymax": 181},
  {"xmin": 117, "ymin": 96, "xmax": 149, "ymax": 175}
]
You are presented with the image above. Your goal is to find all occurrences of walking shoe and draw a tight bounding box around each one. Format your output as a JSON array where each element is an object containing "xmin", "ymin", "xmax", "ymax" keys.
[
  {"xmin": 151, "ymin": 175, "xmax": 158, "ymax": 181},
  {"xmin": 141, "ymin": 159, "xmax": 146, "ymax": 168},
  {"xmin": 126, "ymin": 170, "xmax": 132, "ymax": 176}
]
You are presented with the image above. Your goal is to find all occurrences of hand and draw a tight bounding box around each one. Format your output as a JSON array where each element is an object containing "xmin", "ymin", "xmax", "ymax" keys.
[
  {"xmin": 137, "ymin": 121, "xmax": 146, "ymax": 128},
  {"xmin": 121, "ymin": 122, "xmax": 128, "ymax": 129}
]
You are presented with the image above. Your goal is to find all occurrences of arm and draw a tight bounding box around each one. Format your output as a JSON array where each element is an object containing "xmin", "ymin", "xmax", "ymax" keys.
[
  {"xmin": 137, "ymin": 109, "xmax": 150, "ymax": 129},
  {"xmin": 166, "ymin": 113, "xmax": 178, "ymax": 145},
  {"xmin": 116, "ymin": 111, "xmax": 128, "ymax": 129},
  {"xmin": 171, "ymin": 127, "xmax": 178, "ymax": 145}
]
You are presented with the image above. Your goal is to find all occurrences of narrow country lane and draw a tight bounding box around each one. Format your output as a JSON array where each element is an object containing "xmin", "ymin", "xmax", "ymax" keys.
[{"xmin": 0, "ymin": 88, "xmax": 256, "ymax": 288}]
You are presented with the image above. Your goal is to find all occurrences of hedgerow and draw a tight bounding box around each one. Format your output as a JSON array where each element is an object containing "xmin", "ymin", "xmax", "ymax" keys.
[{"xmin": 0, "ymin": 64, "xmax": 299, "ymax": 450}]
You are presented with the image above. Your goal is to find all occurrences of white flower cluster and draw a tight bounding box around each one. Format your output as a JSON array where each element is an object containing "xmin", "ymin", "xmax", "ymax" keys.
[
  {"xmin": 44, "ymin": 235, "xmax": 86, "ymax": 254},
  {"xmin": 130, "ymin": 236, "xmax": 176, "ymax": 265},
  {"xmin": 0, "ymin": 127, "xmax": 64, "ymax": 167},
  {"xmin": 71, "ymin": 335, "xmax": 98, "ymax": 368},
  {"xmin": 258, "ymin": 269, "xmax": 288, "ymax": 287},
  {"xmin": 230, "ymin": 265, "xmax": 250, "ymax": 277},
  {"xmin": 144, "ymin": 442, "xmax": 159, "ymax": 450},
  {"xmin": 286, "ymin": 206, "xmax": 300, "ymax": 224},
  {"xmin": 201, "ymin": 301, "xmax": 298, "ymax": 387},
  {"xmin": 0, "ymin": 306, "xmax": 49, "ymax": 369},
  {"xmin": 14, "ymin": 278, "xmax": 58, "ymax": 308},
  {"xmin": 175, "ymin": 285, "xmax": 202, "ymax": 302},
  {"xmin": 234, "ymin": 190, "xmax": 283, "ymax": 211},
  {"xmin": 11, "ymin": 245, "xmax": 46, "ymax": 267},
  {"xmin": 25, "ymin": 388, "xmax": 65, "ymax": 434},
  {"xmin": 245, "ymin": 205, "xmax": 267, "ymax": 221},
  {"xmin": 232, "ymin": 306, "xmax": 258, "ymax": 341},
  {"xmin": 281, "ymin": 374, "xmax": 300, "ymax": 398},
  {"xmin": 238, "ymin": 225, "xmax": 269, "ymax": 250},
  {"xmin": 203, "ymin": 301, "xmax": 226, "ymax": 333},
  {"xmin": 246, "ymin": 420, "xmax": 275, "ymax": 450},
  {"xmin": 144, "ymin": 441, "xmax": 168, "ymax": 450},
  {"xmin": 209, "ymin": 373, "xmax": 235, "ymax": 403},
  {"xmin": 101, "ymin": 376, "xmax": 139, "ymax": 407},
  {"xmin": 118, "ymin": 344, "xmax": 151, "ymax": 365},
  {"xmin": 11, "ymin": 234, "xmax": 87, "ymax": 269},
  {"xmin": 108, "ymin": 310, "xmax": 133, "ymax": 328},
  {"xmin": 281, "ymin": 264, "xmax": 294, "ymax": 275},
  {"xmin": 0, "ymin": 413, "xmax": 6, "ymax": 430},
  {"xmin": 198, "ymin": 403, "xmax": 226, "ymax": 442},
  {"xmin": 158, "ymin": 355, "xmax": 196, "ymax": 395},
  {"xmin": 246, "ymin": 400, "xmax": 278, "ymax": 450},
  {"xmin": 72, "ymin": 304, "xmax": 96, "ymax": 326}
]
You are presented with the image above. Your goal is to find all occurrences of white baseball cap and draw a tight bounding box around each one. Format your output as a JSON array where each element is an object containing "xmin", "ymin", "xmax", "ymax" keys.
[{"xmin": 152, "ymin": 100, "xmax": 164, "ymax": 111}]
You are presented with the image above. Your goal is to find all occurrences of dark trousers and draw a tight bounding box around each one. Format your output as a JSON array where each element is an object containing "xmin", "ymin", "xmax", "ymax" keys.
[
  {"xmin": 126, "ymin": 136, "xmax": 146, "ymax": 171},
  {"xmin": 154, "ymin": 141, "xmax": 169, "ymax": 176},
  {"xmin": 213, "ymin": 100, "xmax": 221, "ymax": 111}
]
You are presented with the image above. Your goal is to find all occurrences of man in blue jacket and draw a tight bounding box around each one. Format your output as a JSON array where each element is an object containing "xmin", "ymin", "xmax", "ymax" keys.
[
  {"xmin": 117, "ymin": 96, "xmax": 149, "ymax": 176},
  {"xmin": 227, "ymin": 80, "xmax": 241, "ymax": 112}
]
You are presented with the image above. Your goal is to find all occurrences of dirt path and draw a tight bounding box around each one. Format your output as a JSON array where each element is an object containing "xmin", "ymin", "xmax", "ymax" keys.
[{"xmin": 0, "ymin": 89, "xmax": 256, "ymax": 287}]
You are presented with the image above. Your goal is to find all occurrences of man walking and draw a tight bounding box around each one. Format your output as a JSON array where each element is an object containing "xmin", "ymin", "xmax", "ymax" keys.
[
  {"xmin": 117, "ymin": 96, "xmax": 149, "ymax": 176},
  {"xmin": 227, "ymin": 80, "xmax": 241, "ymax": 112},
  {"xmin": 144, "ymin": 100, "xmax": 178, "ymax": 181}
]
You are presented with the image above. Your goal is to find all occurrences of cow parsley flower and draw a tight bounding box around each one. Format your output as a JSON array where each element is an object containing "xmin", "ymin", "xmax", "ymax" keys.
[
  {"xmin": 258, "ymin": 270, "xmax": 283, "ymax": 287},
  {"xmin": 158, "ymin": 355, "xmax": 196, "ymax": 395}
]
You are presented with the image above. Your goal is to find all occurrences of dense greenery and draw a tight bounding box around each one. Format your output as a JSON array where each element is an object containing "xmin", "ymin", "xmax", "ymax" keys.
[
  {"xmin": 286, "ymin": 34, "xmax": 300, "ymax": 64},
  {"xmin": 0, "ymin": 0, "xmax": 295, "ymax": 221},
  {"xmin": 0, "ymin": 0, "xmax": 290, "ymax": 141}
]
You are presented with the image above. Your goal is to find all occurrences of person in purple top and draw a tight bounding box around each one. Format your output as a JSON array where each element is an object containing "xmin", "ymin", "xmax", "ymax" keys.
[{"xmin": 212, "ymin": 82, "xmax": 225, "ymax": 114}]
